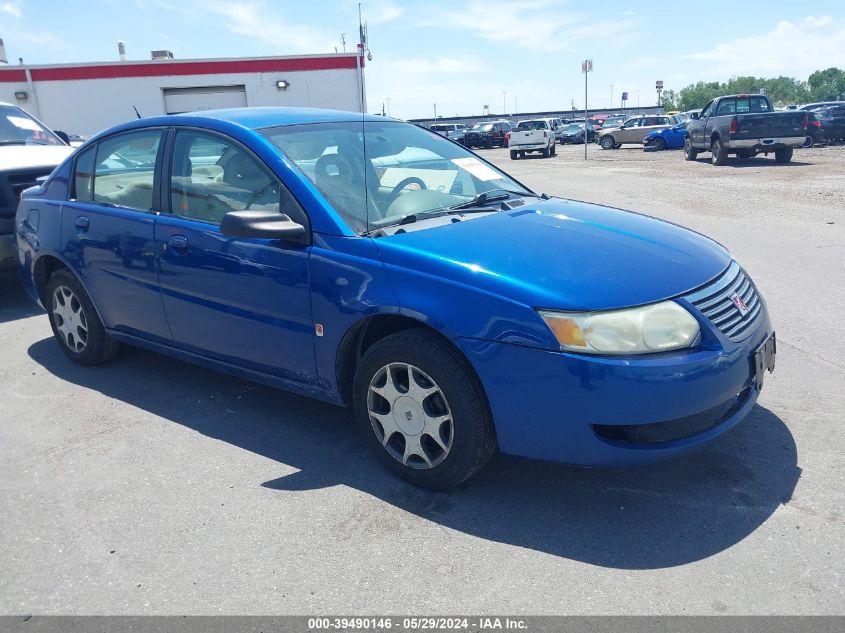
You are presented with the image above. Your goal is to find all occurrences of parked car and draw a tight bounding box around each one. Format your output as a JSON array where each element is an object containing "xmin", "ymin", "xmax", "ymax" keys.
[
  {"xmin": 598, "ymin": 115, "xmax": 677, "ymax": 149},
  {"xmin": 812, "ymin": 104, "xmax": 845, "ymax": 144},
  {"xmin": 0, "ymin": 102, "xmax": 74, "ymax": 269},
  {"xmin": 643, "ymin": 121, "xmax": 688, "ymax": 151},
  {"xmin": 508, "ymin": 119, "xmax": 556, "ymax": 159},
  {"xmin": 559, "ymin": 122, "xmax": 594, "ymax": 144},
  {"xmin": 16, "ymin": 107, "xmax": 776, "ymax": 489},
  {"xmin": 684, "ymin": 94, "xmax": 807, "ymax": 165},
  {"xmin": 463, "ymin": 121, "xmax": 510, "ymax": 149},
  {"xmin": 799, "ymin": 101, "xmax": 845, "ymax": 112},
  {"xmin": 676, "ymin": 110, "xmax": 701, "ymax": 124},
  {"xmin": 801, "ymin": 112, "xmax": 825, "ymax": 148},
  {"xmin": 430, "ymin": 123, "xmax": 468, "ymax": 145},
  {"xmin": 547, "ymin": 117, "xmax": 565, "ymax": 142}
]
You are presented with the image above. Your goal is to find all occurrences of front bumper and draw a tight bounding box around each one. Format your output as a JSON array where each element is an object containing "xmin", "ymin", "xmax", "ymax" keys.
[{"xmin": 455, "ymin": 304, "xmax": 773, "ymax": 466}]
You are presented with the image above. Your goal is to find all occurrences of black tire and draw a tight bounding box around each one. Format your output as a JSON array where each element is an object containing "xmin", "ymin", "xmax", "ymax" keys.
[
  {"xmin": 801, "ymin": 135, "xmax": 814, "ymax": 148},
  {"xmin": 550, "ymin": 142, "xmax": 556, "ymax": 156},
  {"xmin": 510, "ymin": 150, "xmax": 518, "ymax": 160},
  {"xmin": 46, "ymin": 268, "xmax": 119, "ymax": 366},
  {"xmin": 541, "ymin": 147, "xmax": 549, "ymax": 158},
  {"xmin": 653, "ymin": 137, "xmax": 667, "ymax": 151},
  {"xmin": 352, "ymin": 329, "xmax": 496, "ymax": 489},
  {"xmin": 484, "ymin": 137, "xmax": 493, "ymax": 149},
  {"xmin": 684, "ymin": 137, "xmax": 698, "ymax": 161},
  {"xmin": 736, "ymin": 149, "xmax": 753, "ymax": 160},
  {"xmin": 775, "ymin": 147, "xmax": 794, "ymax": 163},
  {"xmin": 711, "ymin": 138, "xmax": 728, "ymax": 165},
  {"xmin": 600, "ymin": 136, "xmax": 615, "ymax": 150},
  {"xmin": 518, "ymin": 151, "xmax": 525, "ymax": 159}
]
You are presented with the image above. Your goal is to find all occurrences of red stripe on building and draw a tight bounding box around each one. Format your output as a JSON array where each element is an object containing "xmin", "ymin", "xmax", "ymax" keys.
[{"xmin": 0, "ymin": 56, "xmax": 359, "ymax": 83}]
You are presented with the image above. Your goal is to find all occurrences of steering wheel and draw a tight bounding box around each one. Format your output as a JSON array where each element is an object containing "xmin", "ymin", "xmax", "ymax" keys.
[{"xmin": 387, "ymin": 176, "xmax": 427, "ymax": 205}]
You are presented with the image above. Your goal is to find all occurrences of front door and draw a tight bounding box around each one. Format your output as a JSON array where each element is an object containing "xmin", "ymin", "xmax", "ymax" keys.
[
  {"xmin": 60, "ymin": 128, "xmax": 171, "ymax": 342},
  {"xmin": 154, "ymin": 129, "xmax": 316, "ymax": 383}
]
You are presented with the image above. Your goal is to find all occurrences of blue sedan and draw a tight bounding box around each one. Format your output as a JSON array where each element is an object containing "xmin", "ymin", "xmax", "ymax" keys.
[
  {"xmin": 643, "ymin": 122, "xmax": 688, "ymax": 151},
  {"xmin": 15, "ymin": 108, "xmax": 775, "ymax": 488}
]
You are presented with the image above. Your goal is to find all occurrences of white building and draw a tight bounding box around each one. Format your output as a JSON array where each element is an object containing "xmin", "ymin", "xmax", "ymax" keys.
[{"xmin": 0, "ymin": 51, "xmax": 366, "ymax": 137}]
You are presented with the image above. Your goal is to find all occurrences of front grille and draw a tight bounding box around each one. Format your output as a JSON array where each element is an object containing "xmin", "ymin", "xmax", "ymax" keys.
[
  {"xmin": 685, "ymin": 262, "xmax": 762, "ymax": 341},
  {"xmin": 0, "ymin": 168, "xmax": 53, "ymax": 215}
]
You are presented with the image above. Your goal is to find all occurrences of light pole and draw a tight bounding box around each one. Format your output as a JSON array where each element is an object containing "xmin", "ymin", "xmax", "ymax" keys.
[
  {"xmin": 502, "ymin": 90, "xmax": 507, "ymax": 115},
  {"xmin": 514, "ymin": 96, "xmax": 518, "ymax": 113},
  {"xmin": 433, "ymin": 103, "xmax": 437, "ymax": 120},
  {"xmin": 386, "ymin": 97, "xmax": 391, "ymax": 117},
  {"xmin": 610, "ymin": 83, "xmax": 614, "ymax": 110}
]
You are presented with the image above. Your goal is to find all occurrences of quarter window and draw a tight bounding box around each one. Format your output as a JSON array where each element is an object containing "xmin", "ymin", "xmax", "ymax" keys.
[
  {"xmin": 72, "ymin": 145, "xmax": 96, "ymax": 202},
  {"xmin": 93, "ymin": 130, "xmax": 162, "ymax": 211},
  {"xmin": 169, "ymin": 131, "xmax": 297, "ymax": 224}
]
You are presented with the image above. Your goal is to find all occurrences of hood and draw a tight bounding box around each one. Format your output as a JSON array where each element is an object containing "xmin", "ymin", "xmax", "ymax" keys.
[
  {"xmin": 375, "ymin": 198, "xmax": 730, "ymax": 311},
  {"xmin": 0, "ymin": 145, "xmax": 74, "ymax": 171}
]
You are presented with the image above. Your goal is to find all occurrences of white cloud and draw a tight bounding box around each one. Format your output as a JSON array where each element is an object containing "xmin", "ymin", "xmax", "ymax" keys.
[
  {"xmin": 367, "ymin": 0, "xmax": 403, "ymax": 25},
  {"xmin": 683, "ymin": 15, "xmax": 845, "ymax": 79},
  {"xmin": 1, "ymin": 1, "xmax": 22, "ymax": 18},
  {"xmin": 432, "ymin": 0, "xmax": 642, "ymax": 53},
  {"xmin": 205, "ymin": 1, "xmax": 336, "ymax": 54}
]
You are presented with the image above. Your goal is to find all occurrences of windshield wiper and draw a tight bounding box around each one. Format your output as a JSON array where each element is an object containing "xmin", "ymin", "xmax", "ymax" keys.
[
  {"xmin": 0, "ymin": 139, "xmax": 27, "ymax": 146},
  {"xmin": 448, "ymin": 188, "xmax": 528, "ymax": 210},
  {"xmin": 397, "ymin": 207, "xmax": 497, "ymax": 226}
]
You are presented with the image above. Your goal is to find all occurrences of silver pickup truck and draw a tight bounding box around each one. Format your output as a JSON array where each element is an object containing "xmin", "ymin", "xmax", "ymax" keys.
[{"xmin": 684, "ymin": 94, "xmax": 807, "ymax": 165}]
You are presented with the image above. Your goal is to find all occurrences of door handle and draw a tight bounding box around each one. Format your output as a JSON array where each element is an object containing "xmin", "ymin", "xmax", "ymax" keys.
[
  {"xmin": 167, "ymin": 235, "xmax": 189, "ymax": 252},
  {"xmin": 75, "ymin": 216, "xmax": 89, "ymax": 230}
]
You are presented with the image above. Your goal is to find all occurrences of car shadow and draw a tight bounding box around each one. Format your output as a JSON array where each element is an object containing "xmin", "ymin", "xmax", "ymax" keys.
[
  {"xmin": 694, "ymin": 157, "xmax": 811, "ymax": 168},
  {"xmin": 0, "ymin": 272, "xmax": 42, "ymax": 324},
  {"xmin": 28, "ymin": 337, "xmax": 800, "ymax": 570}
]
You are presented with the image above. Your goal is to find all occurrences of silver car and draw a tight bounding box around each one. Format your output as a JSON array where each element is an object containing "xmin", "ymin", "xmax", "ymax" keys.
[{"xmin": 597, "ymin": 115, "xmax": 678, "ymax": 150}]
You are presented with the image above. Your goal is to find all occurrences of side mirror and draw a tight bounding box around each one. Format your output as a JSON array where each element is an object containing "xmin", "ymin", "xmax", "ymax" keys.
[
  {"xmin": 221, "ymin": 210, "xmax": 308, "ymax": 244},
  {"xmin": 689, "ymin": 112, "xmax": 700, "ymax": 120}
]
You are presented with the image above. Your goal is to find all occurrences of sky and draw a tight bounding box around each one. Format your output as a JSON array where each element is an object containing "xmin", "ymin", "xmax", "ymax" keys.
[{"xmin": 1, "ymin": 0, "xmax": 844, "ymax": 119}]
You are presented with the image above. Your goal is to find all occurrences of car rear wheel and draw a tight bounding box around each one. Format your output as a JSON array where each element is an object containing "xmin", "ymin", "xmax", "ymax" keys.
[
  {"xmin": 541, "ymin": 147, "xmax": 549, "ymax": 157},
  {"xmin": 484, "ymin": 137, "xmax": 493, "ymax": 149},
  {"xmin": 711, "ymin": 138, "xmax": 728, "ymax": 165},
  {"xmin": 600, "ymin": 136, "xmax": 615, "ymax": 150},
  {"xmin": 775, "ymin": 147, "xmax": 794, "ymax": 163},
  {"xmin": 46, "ymin": 269, "xmax": 119, "ymax": 366},
  {"xmin": 550, "ymin": 142, "xmax": 556, "ymax": 156},
  {"xmin": 510, "ymin": 150, "xmax": 518, "ymax": 160},
  {"xmin": 801, "ymin": 135, "xmax": 814, "ymax": 148},
  {"xmin": 684, "ymin": 137, "xmax": 698, "ymax": 160},
  {"xmin": 353, "ymin": 329, "xmax": 496, "ymax": 489}
]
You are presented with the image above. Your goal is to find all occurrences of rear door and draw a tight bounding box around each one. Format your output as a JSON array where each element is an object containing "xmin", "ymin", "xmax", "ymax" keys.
[
  {"xmin": 60, "ymin": 128, "xmax": 171, "ymax": 341},
  {"xmin": 154, "ymin": 127, "xmax": 316, "ymax": 382}
]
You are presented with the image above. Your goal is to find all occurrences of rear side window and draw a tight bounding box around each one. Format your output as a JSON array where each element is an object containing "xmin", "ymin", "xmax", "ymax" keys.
[
  {"xmin": 72, "ymin": 145, "xmax": 96, "ymax": 202},
  {"xmin": 93, "ymin": 130, "xmax": 162, "ymax": 211}
]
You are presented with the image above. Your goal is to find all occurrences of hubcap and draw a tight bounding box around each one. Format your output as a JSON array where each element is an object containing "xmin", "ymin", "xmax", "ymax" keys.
[
  {"xmin": 367, "ymin": 362, "xmax": 453, "ymax": 469},
  {"xmin": 52, "ymin": 285, "xmax": 88, "ymax": 353}
]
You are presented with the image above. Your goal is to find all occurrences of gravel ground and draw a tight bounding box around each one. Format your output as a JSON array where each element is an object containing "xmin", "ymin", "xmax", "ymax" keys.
[{"xmin": 0, "ymin": 144, "xmax": 843, "ymax": 615}]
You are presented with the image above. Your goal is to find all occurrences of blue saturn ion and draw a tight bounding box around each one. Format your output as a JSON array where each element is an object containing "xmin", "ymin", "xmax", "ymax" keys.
[
  {"xmin": 643, "ymin": 121, "xmax": 689, "ymax": 151},
  {"xmin": 15, "ymin": 108, "xmax": 776, "ymax": 488}
]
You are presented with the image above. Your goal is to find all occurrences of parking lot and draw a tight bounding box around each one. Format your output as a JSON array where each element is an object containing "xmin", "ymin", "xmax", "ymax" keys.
[{"xmin": 1, "ymin": 144, "xmax": 843, "ymax": 615}]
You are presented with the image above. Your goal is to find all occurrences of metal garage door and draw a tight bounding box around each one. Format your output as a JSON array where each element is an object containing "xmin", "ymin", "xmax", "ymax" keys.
[{"xmin": 163, "ymin": 85, "xmax": 247, "ymax": 114}]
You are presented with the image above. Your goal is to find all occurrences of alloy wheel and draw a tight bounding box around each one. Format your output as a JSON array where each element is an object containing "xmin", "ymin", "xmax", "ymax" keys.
[
  {"xmin": 52, "ymin": 285, "xmax": 88, "ymax": 353},
  {"xmin": 366, "ymin": 362, "xmax": 454, "ymax": 469}
]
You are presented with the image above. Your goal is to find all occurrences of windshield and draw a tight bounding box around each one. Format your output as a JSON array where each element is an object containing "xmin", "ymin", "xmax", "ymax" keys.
[
  {"xmin": 564, "ymin": 124, "xmax": 583, "ymax": 132},
  {"xmin": 472, "ymin": 123, "xmax": 494, "ymax": 131},
  {"xmin": 262, "ymin": 121, "xmax": 532, "ymax": 234},
  {"xmin": 0, "ymin": 105, "xmax": 66, "ymax": 146}
]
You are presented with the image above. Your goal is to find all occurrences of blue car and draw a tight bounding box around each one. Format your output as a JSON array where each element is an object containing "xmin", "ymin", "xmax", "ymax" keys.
[
  {"xmin": 643, "ymin": 122, "xmax": 688, "ymax": 151},
  {"xmin": 15, "ymin": 108, "xmax": 776, "ymax": 489}
]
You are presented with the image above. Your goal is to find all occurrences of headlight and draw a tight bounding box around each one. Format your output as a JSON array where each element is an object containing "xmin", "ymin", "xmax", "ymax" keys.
[{"xmin": 538, "ymin": 301, "xmax": 700, "ymax": 354}]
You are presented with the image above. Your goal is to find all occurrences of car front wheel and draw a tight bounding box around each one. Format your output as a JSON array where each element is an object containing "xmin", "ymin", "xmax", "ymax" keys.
[
  {"xmin": 684, "ymin": 137, "xmax": 698, "ymax": 160},
  {"xmin": 46, "ymin": 269, "xmax": 119, "ymax": 365},
  {"xmin": 353, "ymin": 330, "xmax": 496, "ymax": 489},
  {"xmin": 600, "ymin": 136, "xmax": 615, "ymax": 150}
]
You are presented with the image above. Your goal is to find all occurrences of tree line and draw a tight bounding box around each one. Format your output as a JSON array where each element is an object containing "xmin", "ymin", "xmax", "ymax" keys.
[{"xmin": 660, "ymin": 67, "xmax": 845, "ymax": 111}]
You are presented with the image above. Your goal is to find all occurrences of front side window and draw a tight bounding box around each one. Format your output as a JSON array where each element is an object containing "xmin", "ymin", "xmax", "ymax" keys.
[
  {"xmin": 170, "ymin": 130, "xmax": 298, "ymax": 224},
  {"xmin": 261, "ymin": 121, "xmax": 532, "ymax": 234},
  {"xmin": 93, "ymin": 130, "xmax": 162, "ymax": 211},
  {"xmin": 72, "ymin": 145, "xmax": 96, "ymax": 202}
]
